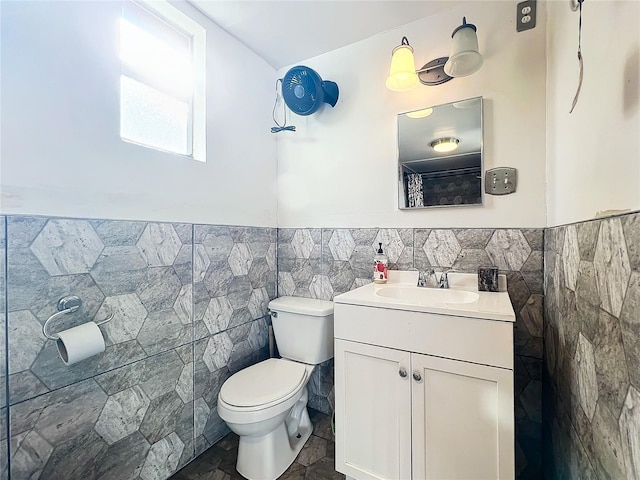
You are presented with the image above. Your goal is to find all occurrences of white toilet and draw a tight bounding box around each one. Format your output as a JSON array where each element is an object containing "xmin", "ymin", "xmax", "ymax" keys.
[{"xmin": 217, "ymin": 296, "xmax": 334, "ymax": 480}]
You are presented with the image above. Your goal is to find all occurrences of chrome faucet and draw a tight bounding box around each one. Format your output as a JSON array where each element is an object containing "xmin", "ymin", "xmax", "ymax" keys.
[
  {"xmin": 417, "ymin": 269, "xmax": 437, "ymax": 287},
  {"xmin": 439, "ymin": 268, "xmax": 456, "ymax": 289}
]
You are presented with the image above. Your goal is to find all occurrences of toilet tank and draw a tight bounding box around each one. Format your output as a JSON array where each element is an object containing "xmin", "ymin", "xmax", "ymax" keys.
[{"xmin": 268, "ymin": 296, "xmax": 334, "ymax": 364}]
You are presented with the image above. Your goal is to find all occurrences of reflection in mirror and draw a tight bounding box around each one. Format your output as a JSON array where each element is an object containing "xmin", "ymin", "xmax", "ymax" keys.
[{"xmin": 398, "ymin": 97, "xmax": 483, "ymax": 209}]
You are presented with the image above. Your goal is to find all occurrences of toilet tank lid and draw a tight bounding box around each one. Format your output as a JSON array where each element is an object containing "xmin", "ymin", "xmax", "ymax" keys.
[{"xmin": 268, "ymin": 296, "xmax": 334, "ymax": 316}]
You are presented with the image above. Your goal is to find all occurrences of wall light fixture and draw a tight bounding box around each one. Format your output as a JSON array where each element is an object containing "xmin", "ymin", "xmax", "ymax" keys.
[{"xmin": 386, "ymin": 17, "xmax": 483, "ymax": 91}]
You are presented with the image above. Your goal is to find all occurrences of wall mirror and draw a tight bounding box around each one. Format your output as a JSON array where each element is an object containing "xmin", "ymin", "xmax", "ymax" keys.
[{"xmin": 398, "ymin": 96, "xmax": 483, "ymax": 209}]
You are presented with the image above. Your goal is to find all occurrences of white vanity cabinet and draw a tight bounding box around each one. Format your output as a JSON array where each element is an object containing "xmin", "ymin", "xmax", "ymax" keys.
[{"xmin": 334, "ymin": 299, "xmax": 515, "ymax": 480}]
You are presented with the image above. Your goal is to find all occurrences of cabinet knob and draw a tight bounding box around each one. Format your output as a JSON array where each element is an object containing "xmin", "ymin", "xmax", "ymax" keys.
[
  {"xmin": 399, "ymin": 368, "xmax": 408, "ymax": 378},
  {"xmin": 413, "ymin": 372, "xmax": 422, "ymax": 382}
]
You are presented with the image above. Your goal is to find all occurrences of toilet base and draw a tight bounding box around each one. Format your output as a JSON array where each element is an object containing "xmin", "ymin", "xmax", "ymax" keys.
[{"xmin": 236, "ymin": 407, "xmax": 312, "ymax": 480}]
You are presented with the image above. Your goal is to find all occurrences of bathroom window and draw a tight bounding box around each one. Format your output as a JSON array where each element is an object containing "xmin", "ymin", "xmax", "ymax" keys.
[{"xmin": 119, "ymin": 0, "xmax": 206, "ymax": 161}]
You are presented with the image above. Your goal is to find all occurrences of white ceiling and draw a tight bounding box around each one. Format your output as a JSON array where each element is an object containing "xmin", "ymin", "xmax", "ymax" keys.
[{"xmin": 188, "ymin": 1, "xmax": 458, "ymax": 70}]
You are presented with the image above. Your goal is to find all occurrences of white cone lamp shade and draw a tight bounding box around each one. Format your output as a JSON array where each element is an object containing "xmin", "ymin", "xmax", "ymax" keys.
[
  {"xmin": 444, "ymin": 17, "xmax": 483, "ymax": 77},
  {"xmin": 386, "ymin": 37, "xmax": 419, "ymax": 92}
]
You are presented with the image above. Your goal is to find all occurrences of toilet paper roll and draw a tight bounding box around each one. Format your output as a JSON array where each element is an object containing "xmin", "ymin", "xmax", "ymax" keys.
[{"xmin": 56, "ymin": 322, "xmax": 106, "ymax": 366}]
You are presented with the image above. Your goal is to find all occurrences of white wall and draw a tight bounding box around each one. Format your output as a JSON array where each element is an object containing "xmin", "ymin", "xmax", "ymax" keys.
[
  {"xmin": 0, "ymin": 1, "xmax": 278, "ymax": 227},
  {"xmin": 276, "ymin": 1, "xmax": 547, "ymax": 228},
  {"xmin": 546, "ymin": 0, "xmax": 640, "ymax": 227}
]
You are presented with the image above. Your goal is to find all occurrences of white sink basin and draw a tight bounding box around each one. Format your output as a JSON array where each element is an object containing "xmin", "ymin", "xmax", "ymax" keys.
[{"xmin": 375, "ymin": 285, "xmax": 479, "ymax": 306}]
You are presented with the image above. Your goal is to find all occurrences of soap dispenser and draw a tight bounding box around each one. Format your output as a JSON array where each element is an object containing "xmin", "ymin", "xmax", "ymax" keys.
[{"xmin": 373, "ymin": 243, "xmax": 389, "ymax": 284}]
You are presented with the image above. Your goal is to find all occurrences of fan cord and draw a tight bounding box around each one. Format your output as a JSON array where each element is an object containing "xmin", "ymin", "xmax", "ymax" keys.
[
  {"xmin": 569, "ymin": 0, "xmax": 584, "ymax": 114},
  {"xmin": 271, "ymin": 79, "xmax": 296, "ymax": 133}
]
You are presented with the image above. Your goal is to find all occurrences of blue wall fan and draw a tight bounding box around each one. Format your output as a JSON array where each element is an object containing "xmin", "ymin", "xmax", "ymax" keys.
[{"xmin": 282, "ymin": 66, "xmax": 339, "ymax": 116}]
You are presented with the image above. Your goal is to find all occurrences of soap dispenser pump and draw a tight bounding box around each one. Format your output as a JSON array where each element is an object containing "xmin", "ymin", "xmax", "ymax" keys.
[{"xmin": 373, "ymin": 243, "xmax": 389, "ymax": 284}]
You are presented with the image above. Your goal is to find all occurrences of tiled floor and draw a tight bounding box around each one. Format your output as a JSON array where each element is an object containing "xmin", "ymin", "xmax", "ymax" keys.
[{"xmin": 171, "ymin": 409, "xmax": 345, "ymax": 480}]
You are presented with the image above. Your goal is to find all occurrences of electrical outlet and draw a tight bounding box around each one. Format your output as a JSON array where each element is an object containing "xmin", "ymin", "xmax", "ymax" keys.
[{"xmin": 516, "ymin": 0, "xmax": 537, "ymax": 32}]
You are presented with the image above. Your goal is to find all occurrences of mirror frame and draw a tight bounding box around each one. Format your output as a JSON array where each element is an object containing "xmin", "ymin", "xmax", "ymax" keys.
[{"xmin": 397, "ymin": 96, "xmax": 484, "ymax": 210}]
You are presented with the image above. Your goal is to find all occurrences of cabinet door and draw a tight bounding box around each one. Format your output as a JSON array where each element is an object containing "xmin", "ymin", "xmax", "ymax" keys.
[
  {"xmin": 411, "ymin": 354, "xmax": 514, "ymax": 480},
  {"xmin": 335, "ymin": 339, "xmax": 412, "ymax": 480}
]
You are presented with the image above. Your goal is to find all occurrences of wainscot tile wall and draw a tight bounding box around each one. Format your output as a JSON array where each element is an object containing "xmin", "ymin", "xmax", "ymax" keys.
[
  {"xmin": 543, "ymin": 212, "xmax": 640, "ymax": 480},
  {"xmin": 0, "ymin": 216, "xmax": 275, "ymax": 480},
  {"xmin": 1, "ymin": 217, "xmax": 7, "ymax": 480},
  {"xmin": 278, "ymin": 227, "xmax": 545, "ymax": 480}
]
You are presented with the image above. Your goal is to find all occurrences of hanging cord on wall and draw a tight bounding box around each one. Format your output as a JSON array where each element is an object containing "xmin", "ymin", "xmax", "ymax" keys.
[
  {"xmin": 271, "ymin": 78, "xmax": 296, "ymax": 133},
  {"xmin": 569, "ymin": 0, "xmax": 584, "ymax": 113}
]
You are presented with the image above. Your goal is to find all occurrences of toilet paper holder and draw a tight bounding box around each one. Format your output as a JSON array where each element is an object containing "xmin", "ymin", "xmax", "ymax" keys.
[{"xmin": 43, "ymin": 295, "xmax": 115, "ymax": 341}]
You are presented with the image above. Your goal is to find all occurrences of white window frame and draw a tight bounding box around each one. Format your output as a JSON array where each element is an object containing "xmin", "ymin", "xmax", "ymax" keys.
[{"xmin": 120, "ymin": 0, "xmax": 206, "ymax": 162}]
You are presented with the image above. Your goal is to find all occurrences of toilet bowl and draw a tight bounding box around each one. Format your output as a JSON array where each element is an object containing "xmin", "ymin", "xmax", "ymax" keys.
[{"xmin": 217, "ymin": 296, "xmax": 334, "ymax": 480}]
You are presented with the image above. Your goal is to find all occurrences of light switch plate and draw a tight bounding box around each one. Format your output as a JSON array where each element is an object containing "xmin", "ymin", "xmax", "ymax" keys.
[{"xmin": 485, "ymin": 168, "xmax": 517, "ymax": 195}]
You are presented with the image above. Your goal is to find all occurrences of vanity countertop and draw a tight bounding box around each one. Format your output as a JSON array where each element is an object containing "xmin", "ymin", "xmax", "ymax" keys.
[{"xmin": 333, "ymin": 270, "xmax": 515, "ymax": 322}]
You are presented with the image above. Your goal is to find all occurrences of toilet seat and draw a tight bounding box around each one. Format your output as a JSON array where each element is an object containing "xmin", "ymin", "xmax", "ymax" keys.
[{"xmin": 220, "ymin": 358, "xmax": 308, "ymax": 410}]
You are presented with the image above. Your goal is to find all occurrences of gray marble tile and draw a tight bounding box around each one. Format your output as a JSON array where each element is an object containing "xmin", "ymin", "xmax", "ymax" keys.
[
  {"xmin": 423, "ymin": 229, "xmax": 461, "ymax": 268},
  {"xmin": 94, "ymin": 385, "xmax": 151, "ymax": 445},
  {"xmin": 174, "ymin": 284, "xmax": 193, "ymax": 325},
  {"xmin": 453, "ymin": 248, "xmax": 492, "ymax": 272},
  {"xmin": 520, "ymin": 294, "xmax": 544, "ymax": 338},
  {"xmin": 10, "ymin": 378, "xmax": 107, "ymax": 443},
  {"xmin": 576, "ymin": 220, "xmax": 600, "ymax": 262},
  {"xmin": 6, "ymin": 246, "xmax": 50, "ymax": 312},
  {"xmin": 41, "ymin": 430, "xmax": 109, "ymax": 479},
  {"xmin": 90, "ymin": 219, "xmax": 146, "ymax": 246},
  {"xmin": 6, "ymin": 216, "xmax": 48, "ymax": 248},
  {"xmin": 373, "ymin": 229, "xmax": 408, "ymax": 265},
  {"xmin": 327, "ymin": 229, "xmax": 355, "ymax": 261},
  {"xmin": 486, "ymin": 229, "xmax": 532, "ymax": 271},
  {"xmin": 193, "ymin": 244, "xmax": 211, "ymax": 283},
  {"xmin": 620, "ymin": 271, "xmax": 640, "ymax": 389},
  {"xmin": 618, "ymin": 385, "xmax": 640, "ymax": 480},
  {"xmin": 137, "ymin": 309, "xmax": 192, "ymax": 356},
  {"xmin": 203, "ymin": 297, "xmax": 233, "ymax": 335},
  {"xmin": 200, "ymin": 227, "xmax": 235, "ymax": 263},
  {"xmin": 203, "ymin": 261, "xmax": 234, "ymax": 299},
  {"xmin": 94, "ymin": 431, "xmax": 151, "ymax": 480},
  {"xmin": 562, "ymin": 225, "xmax": 580, "ymax": 291},
  {"xmin": 140, "ymin": 391, "xmax": 187, "ymax": 444},
  {"xmin": 99, "ymin": 293, "xmax": 149, "ymax": 345},
  {"xmin": 593, "ymin": 217, "xmax": 631, "ymax": 317},
  {"xmin": 174, "ymin": 245, "xmax": 194, "ymax": 285},
  {"xmin": 90, "ymin": 245, "xmax": 148, "ymax": 296},
  {"xmin": 454, "ymin": 228, "xmax": 494, "ymax": 249},
  {"xmin": 309, "ymin": 274, "xmax": 333, "ymax": 301},
  {"xmin": 8, "ymin": 310, "xmax": 47, "ymax": 374},
  {"xmin": 347, "ymin": 244, "xmax": 376, "ymax": 281},
  {"xmin": 327, "ymin": 261, "xmax": 356, "ymax": 297},
  {"xmin": 591, "ymin": 402, "xmax": 627, "ymax": 480},
  {"xmin": 140, "ymin": 432, "xmax": 185, "ymax": 480},
  {"xmin": 10, "ymin": 429, "xmax": 53, "ymax": 480},
  {"xmin": 136, "ymin": 267, "xmax": 183, "ymax": 313},
  {"xmin": 291, "ymin": 229, "xmax": 317, "ymax": 259},
  {"xmin": 573, "ymin": 333, "xmax": 598, "ymax": 420},
  {"xmin": 297, "ymin": 435, "xmax": 327, "ymax": 466},
  {"xmin": 30, "ymin": 219, "xmax": 104, "ymax": 276},
  {"xmin": 593, "ymin": 309, "xmax": 631, "ymax": 417},
  {"xmin": 136, "ymin": 223, "xmax": 182, "ymax": 267},
  {"xmin": 522, "ymin": 229, "xmax": 544, "ymax": 252},
  {"xmin": 7, "ymin": 370, "xmax": 49, "ymax": 405},
  {"xmin": 520, "ymin": 380, "xmax": 542, "ymax": 423},
  {"xmin": 28, "ymin": 339, "xmax": 146, "ymax": 394},
  {"xmin": 622, "ymin": 213, "xmax": 640, "ymax": 272},
  {"xmin": 247, "ymin": 287, "xmax": 269, "ymax": 320},
  {"xmin": 228, "ymin": 243, "xmax": 253, "ymax": 276}
]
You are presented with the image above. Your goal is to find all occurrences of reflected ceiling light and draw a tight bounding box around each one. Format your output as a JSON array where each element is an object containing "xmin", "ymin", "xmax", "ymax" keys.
[
  {"xmin": 406, "ymin": 108, "xmax": 434, "ymax": 119},
  {"xmin": 430, "ymin": 137, "xmax": 460, "ymax": 153},
  {"xmin": 386, "ymin": 17, "xmax": 482, "ymax": 91},
  {"xmin": 385, "ymin": 37, "xmax": 419, "ymax": 92}
]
